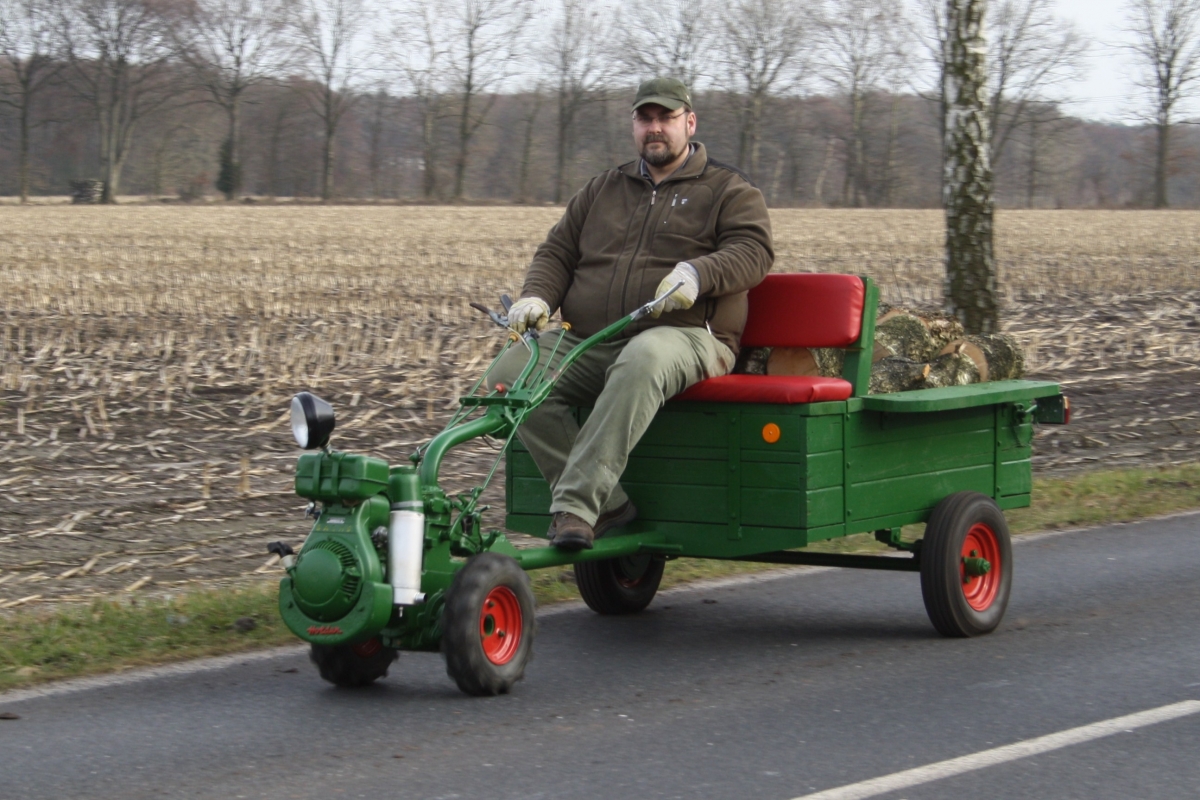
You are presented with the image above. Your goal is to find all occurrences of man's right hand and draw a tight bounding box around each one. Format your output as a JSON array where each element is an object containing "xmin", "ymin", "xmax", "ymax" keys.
[{"xmin": 507, "ymin": 297, "xmax": 550, "ymax": 333}]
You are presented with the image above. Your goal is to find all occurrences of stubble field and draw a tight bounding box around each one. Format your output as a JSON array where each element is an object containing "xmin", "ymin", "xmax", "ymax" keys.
[{"xmin": 0, "ymin": 206, "xmax": 1197, "ymax": 611}]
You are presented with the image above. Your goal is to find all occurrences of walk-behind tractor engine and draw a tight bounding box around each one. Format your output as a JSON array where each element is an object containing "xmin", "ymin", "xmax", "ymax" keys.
[{"xmin": 272, "ymin": 276, "xmax": 1068, "ymax": 696}]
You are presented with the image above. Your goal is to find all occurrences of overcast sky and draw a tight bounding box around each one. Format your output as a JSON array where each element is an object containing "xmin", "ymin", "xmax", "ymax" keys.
[{"xmin": 1057, "ymin": 0, "xmax": 1146, "ymax": 122}]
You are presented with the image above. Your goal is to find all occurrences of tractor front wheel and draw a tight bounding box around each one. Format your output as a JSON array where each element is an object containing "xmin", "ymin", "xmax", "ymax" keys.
[
  {"xmin": 442, "ymin": 552, "xmax": 536, "ymax": 696},
  {"xmin": 575, "ymin": 554, "xmax": 665, "ymax": 615},
  {"xmin": 920, "ymin": 491, "xmax": 1013, "ymax": 637},
  {"xmin": 310, "ymin": 639, "xmax": 398, "ymax": 687}
]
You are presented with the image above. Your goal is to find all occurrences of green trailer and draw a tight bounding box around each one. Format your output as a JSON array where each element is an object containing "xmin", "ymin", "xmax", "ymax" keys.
[{"xmin": 275, "ymin": 274, "xmax": 1069, "ymax": 695}]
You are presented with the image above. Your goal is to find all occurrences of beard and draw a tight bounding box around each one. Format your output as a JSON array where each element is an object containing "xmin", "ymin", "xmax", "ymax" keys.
[{"xmin": 640, "ymin": 135, "xmax": 685, "ymax": 167}]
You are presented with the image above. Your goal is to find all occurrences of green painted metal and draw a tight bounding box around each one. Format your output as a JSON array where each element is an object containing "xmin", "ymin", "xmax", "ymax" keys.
[
  {"xmin": 962, "ymin": 556, "xmax": 992, "ymax": 576},
  {"xmin": 730, "ymin": 550, "xmax": 920, "ymax": 572},
  {"xmin": 513, "ymin": 532, "xmax": 680, "ymax": 571},
  {"xmin": 860, "ymin": 380, "xmax": 1062, "ymax": 413},
  {"xmin": 841, "ymin": 277, "xmax": 880, "ymax": 397},
  {"xmin": 875, "ymin": 527, "xmax": 919, "ymax": 552},
  {"xmin": 417, "ymin": 408, "xmax": 507, "ymax": 487},
  {"xmin": 278, "ymin": 496, "xmax": 393, "ymax": 646},
  {"xmin": 295, "ymin": 451, "xmax": 389, "ymax": 502}
]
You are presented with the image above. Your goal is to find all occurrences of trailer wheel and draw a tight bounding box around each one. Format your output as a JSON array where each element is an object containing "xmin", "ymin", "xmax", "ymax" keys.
[
  {"xmin": 920, "ymin": 492, "xmax": 1013, "ymax": 637},
  {"xmin": 574, "ymin": 555, "xmax": 665, "ymax": 615},
  {"xmin": 310, "ymin": 638, "xmax": 398, "ymax": 687},
  {"xmin": 442, "ymin": 552, "xmax": 536, "ymax": 696}
]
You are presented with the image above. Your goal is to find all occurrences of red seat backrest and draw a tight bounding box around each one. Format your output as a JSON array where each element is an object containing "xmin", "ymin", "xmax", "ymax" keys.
[{"xmin": 740, "ymin": 273, "xmax": 865, "ymax": 349}]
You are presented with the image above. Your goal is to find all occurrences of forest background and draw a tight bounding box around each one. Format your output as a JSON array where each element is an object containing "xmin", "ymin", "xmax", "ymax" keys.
[{"xmin": 2, "ymin": 0, "xmax": 1199, "ymax": 208}]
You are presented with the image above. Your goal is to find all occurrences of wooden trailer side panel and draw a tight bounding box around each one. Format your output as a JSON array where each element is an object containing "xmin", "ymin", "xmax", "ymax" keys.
[
  {"xmin": 504, "ymin": 395, "xmax": 1040, "ymax": 555},
  {"xmin": 506, "ymin": 403, "xmax": 848, "ymax": 554}
]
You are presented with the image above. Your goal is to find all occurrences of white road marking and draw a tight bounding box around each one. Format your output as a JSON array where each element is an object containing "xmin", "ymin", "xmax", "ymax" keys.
[{"xmin": 791, "ymin": 700, "xmax": 1200, "ymax": 800}]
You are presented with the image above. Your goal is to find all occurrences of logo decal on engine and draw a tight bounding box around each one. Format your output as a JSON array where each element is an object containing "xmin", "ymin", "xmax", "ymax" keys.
[{"xmin": 307, "ymin": 626, "xmax": 343, "ymax": 635}]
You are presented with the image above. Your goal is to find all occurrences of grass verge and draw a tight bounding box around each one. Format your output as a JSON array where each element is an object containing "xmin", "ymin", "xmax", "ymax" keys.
[{"xmin": 2, "ymin": 463, "xmax": 1198, "ymax": 693}]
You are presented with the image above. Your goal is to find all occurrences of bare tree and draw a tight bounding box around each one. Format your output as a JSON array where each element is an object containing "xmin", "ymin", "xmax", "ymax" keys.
[
  {"xmin": 363, "ymin": 86, "xmax": 393, "ymax": 199},
  {"xmin": 542, "ymin": 0, "xmax": 607, "ymax": 203},
  {"xmin": 439, "ymin": 0, "xmax": 531, "ymax": 200},
  {"xmin": 57, "ymin": 0, "xmax": 179, "ymax": 203},
  {"xmin": 620, "ymin": 0, "xmax": 718, "ymax": 90},
  {"xmin": 387, "ymin": 0, "xmax": 447, "ymax": 200},
  {"xmin": 942, "ymin": 0, "xmax": 997, "ymax": 334},
  {"xmin": 1124, "ymin": 0, "xmax": 1200, "ymax": 208},
  {"xmin": 0, "ymin": 0, "xmax": 60, "ymax": 202},
  {"xmin": 171, "ymin": 0, "xmax": 292, "ymax": 200},
  {"xmin": 292, "ymin": 0, "xmax": 368, "ymax": 201},
  {"xmin": 1019, "ymin": 100, "xmax": 1073, "ymax": 207},
  {"xmin": 988, "ymin": 0, "xmax": 1085, "ymax": 165},
  {"xmin": 816, "ymin": 0, "xmax": 910, "ymax": 206},
  {"xmin": 720, "ymin": 0, "xmax": 810, "ymax": 179},
  {"xmin": 515, "ymin": 83, "xmax": 543, "ymax": 203}
]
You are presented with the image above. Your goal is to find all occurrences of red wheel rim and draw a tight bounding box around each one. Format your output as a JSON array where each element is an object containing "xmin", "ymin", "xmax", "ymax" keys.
[
  {"xmin": 961, "ymin": 523, "xmax": 1002, "ymax": 611},
  {"xmin": 351, "ymin": 638, "xmax": 382, "ymax": 658},
  {"xmin": 479, "ymin": 586, "xmax": 522, "ymax": 665}
]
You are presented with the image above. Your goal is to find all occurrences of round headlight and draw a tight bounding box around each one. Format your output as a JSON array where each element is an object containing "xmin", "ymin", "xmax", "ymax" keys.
[{"xmin": 291, "ymin": 392, "xmax": 335, "ymax": 450}]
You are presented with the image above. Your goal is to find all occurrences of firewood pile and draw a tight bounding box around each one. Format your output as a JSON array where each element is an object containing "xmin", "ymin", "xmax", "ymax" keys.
[{"xmin": 734, "ymin": 303, "xmax": 1026, "ymax": 393}]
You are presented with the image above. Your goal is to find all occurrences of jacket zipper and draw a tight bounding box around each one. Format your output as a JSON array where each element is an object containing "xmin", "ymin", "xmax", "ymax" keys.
[
  {"xmin": 618, "ymin": 171, "xmax": 700, "ymax": 320},
  {"xmin": 620, "ymin": 182, "xmax": 660, "ymax": 317}
]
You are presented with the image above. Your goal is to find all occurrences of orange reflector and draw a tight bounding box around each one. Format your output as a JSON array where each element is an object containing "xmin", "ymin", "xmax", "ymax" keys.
[{"xmin": 762, "ymin": 423, "xmax": 781, "ymax": 444}]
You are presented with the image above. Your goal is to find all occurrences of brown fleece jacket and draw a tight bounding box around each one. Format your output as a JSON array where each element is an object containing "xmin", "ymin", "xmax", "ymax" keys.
[{"xmin": 520, "ymin": 142, "xmax": 774, "ymax": 356}]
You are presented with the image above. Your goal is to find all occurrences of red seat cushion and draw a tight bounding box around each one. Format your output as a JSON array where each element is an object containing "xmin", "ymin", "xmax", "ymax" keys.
[
  {"xmin": 741, "ymin": 273, "xmax": 864, "ymax": 348},
  {"xmin": 673, "ymin": 375, "xmax": 854, "ymax": 404}
]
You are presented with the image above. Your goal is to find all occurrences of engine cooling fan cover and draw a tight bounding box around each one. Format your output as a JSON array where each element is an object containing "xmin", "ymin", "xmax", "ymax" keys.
[{"xmin": 291, "ymin": 538, "xmax": 364, "ymax": 621}]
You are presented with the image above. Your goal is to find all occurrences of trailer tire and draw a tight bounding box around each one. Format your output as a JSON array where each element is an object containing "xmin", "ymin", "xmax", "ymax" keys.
[
  {"xmin": 575, "ymin": 555, "xmax": 665, "ymax": 615},
  {"xmin": 442, "ymin": 552, "xmax": 536, "ymax": 696},
  {"xmin": 920, "ymin": 491, "xmax": 1013, "ymax": 637},
  {"xmin": 310, "ymin": 639, "xmax": 398, "ymax": 687}
]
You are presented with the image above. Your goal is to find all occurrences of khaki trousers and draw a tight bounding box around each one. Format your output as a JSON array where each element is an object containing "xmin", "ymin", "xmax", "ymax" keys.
[{"xmin": 487, "ymin": 326, "xmax": 734, "ymax": 526}]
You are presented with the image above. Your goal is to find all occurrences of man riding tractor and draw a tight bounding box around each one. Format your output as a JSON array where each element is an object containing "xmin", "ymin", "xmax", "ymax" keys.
[{"xmin": 488, "ymin": 77, "xmax": 774, "ymax": 551}]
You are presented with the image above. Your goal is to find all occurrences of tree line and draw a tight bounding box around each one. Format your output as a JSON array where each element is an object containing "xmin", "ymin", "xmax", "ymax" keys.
[{"xmin": 1, "ymin": 0, "xmax": 1199, "ymax": 207}]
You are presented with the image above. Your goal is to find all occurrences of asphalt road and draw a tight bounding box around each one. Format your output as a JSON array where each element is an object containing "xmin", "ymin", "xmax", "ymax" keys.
[{"xmin": 3, "ymin": 512, "xmax": 1199, "ymax": 800}]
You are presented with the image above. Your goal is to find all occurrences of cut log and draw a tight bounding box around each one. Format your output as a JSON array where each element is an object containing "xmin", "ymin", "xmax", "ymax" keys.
[
  {"xmin": 733, "ymin": 310, "xmax": 1023, "ymax": 397},
  {"xmin": 875, "ymin": 313, "xmax": 938, "ymax": 361},
  {"xmin": 734, "ymin": 346, "xmax": 771, "ymax": 375},
  {"xmin": 869, "ymin": 357, "xmax": 931, "ymax": 394},
  {"xmin": 965, "ymin": 333, "xmax": 1024, "ymax": 380},
  {"xmin": 925, "ymin": 350, "xmax": 981, "ymax": 388},
  {"xmin": 937, "ymin": 333, "xmax": 1025, "ymax": 382},
  {"xmin": 766, "ymin": 346, "xmax": 820, "ymax": 377}
]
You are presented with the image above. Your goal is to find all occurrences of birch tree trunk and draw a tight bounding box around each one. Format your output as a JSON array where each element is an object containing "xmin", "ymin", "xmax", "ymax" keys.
[{"xmin": 942, "ymin": 0, "xmax": 997, "ymax": 335}]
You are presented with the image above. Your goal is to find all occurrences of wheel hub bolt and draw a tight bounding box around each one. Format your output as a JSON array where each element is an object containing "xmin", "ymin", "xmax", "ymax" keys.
[{"xmin": 962, "ymin": 555, "xmax": 992, "ymax": 577}]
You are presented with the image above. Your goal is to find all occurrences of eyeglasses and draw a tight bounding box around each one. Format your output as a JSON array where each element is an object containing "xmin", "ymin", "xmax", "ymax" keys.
[{"xmin": 632, "ymin": 109, "xmax": 687, "ymax": 126}]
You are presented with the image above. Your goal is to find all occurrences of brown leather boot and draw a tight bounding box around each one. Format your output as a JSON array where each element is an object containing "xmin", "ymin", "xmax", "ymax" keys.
[
  {"xmin": 594, "ymin": 500, "xmax": 638, "ymax": 538},
  {"xmin": 547, "ymin": 512, "xmax": 594, "ymax": 551}
]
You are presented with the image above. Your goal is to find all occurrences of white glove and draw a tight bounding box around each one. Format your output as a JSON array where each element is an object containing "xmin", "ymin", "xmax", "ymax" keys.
[
  {"xmin": 507, "ymin": 296, "xmax": 550, "ymax": 333},
  {"xmin": 650, "ymin": 263, "xmax": 700, "ymax": 319}
]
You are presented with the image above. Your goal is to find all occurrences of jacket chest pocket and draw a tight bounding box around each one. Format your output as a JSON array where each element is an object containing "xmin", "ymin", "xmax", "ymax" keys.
[{"xmin": 657, "ymin": 185, "xmax": 714, "ymax": 238}]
